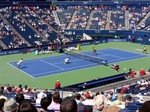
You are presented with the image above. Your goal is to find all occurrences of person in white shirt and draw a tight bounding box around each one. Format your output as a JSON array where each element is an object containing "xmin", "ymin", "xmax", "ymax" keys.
[
  {"xmin": 64, "ymin": 58, "xmax": 70, "ymax": 64},
  {"xmin": 17, "ymin": 58, "xmax": 23, "ymax": 68}
]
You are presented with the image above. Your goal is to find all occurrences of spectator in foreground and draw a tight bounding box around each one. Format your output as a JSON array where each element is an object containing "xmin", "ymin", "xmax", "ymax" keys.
[
  {"xmin": 136, "ymin": 100, "xmax": 150, "ymax": 112},
  {"xmin": 119, "ymin": 108, "xmax": 130, "ymax": 112},
  {"xmin": 48, "ymin": 91, "xmax": 61, "ymax": 112},
  {"xmin": 74, "ymin": 93, "xmax": 84, "ymax": 104},
  {"xmin": 40, "ymin": 97, "xmax": 52, "ymax": 112},
  {"xmin": 60, "ymin": 97, "xmax": 77, "ymax": 112},
  {"xmin": 15, "ymin": 93, "xmax": 25, "ymax": 104},
  {"xmin": 77, "ymin": 103, "xmax": 86, "ymax": 112},
  {"xmin": 93, "ymin": 95, "xmax": 108, "ymax": 112},
  {"xmin": 18, "ymin": 100, "xmax": 38, "ymax": 112},
  {"xmin": 0, "ymin": 99, "xmax": 6, "ymax": 112},
  {"xmin": 36, "ymin": 92, "xmax": 47, "ymax": 107},
  {"xmin": 124, "ymin": 95, "xmax": 134, "ymax": 106},
  {"xmin": 102, "ymin": 106, "xmax": 121, "ymax": 112},
  {"xmin": 82, "ymin": 91, "xmax": 93, "ymax": 106},
  {"xmin": 3, "ymin": 98, "xmax": 18, "ymax": 112},
  {"xmin": 85, "ymin": 105, "xmax": 93, "ymax": 112}
]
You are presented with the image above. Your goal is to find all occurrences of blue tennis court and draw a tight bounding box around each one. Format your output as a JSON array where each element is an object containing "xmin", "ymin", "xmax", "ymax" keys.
[{"xmin": 9, "ymin": 48, "xmax": 147, "ymax": 78}]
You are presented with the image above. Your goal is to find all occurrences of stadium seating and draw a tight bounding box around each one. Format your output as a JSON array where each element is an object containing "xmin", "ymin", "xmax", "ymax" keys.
[
  {"xmin": 0, "ymin": 3, "xmax": 149, "ymax": 49},
  {"xmin": 0, "ymin": 2, "xmax": 150, "ymax": 111}
]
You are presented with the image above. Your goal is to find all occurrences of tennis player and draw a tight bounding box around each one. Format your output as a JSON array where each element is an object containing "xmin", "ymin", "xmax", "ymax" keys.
[
  {"xmin": 93, "ymin": 47, "xmax": 97, "ymax": 55},
  {"xmin": 64, "ymin": 58, "xmax": 70, "ymax": 64},
  {"xmin": 143, "ymin": 46, "xmax": 148, "ymax": 54},
  {"xmin": 17, "ymin": 58, "xmax": 23, "ymax": 68}
]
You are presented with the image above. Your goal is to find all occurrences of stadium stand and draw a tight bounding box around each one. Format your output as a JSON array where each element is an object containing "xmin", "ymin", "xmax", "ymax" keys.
[{"xmin": 0, "ymin": 1, "xmax": 150, "ymax": 112}]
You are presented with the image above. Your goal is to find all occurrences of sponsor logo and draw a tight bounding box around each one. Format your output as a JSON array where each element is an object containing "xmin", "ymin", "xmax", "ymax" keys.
[
  {"xmin": 0, "ymin": 52, "xmax": 4, "ymax": 55},
  {"xmin": 81, "ymin": 42, "xmax": 91, "ymax": 45},
  {"xmin": 137, "ymin": 37, "xmax": 143, "ymax": 41},
  {"xmin": 8, "ymin": 51, "xmax": 19, "ymax": 54},
  {"xmin": 108, "ymin": 39, "xmax": 127, "ymax": 42},
  {"xmin": 109, "ymin": 30, "xmax": 116, "ymax": 33}
]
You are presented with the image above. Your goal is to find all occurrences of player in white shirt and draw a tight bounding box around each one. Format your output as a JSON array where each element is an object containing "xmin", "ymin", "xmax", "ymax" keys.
[
  {"xmin": 64, "ymin": 58, "xmax": 70, "ymax": 64},
  {"xmin": 17, "ymin": 58, "xmax": 23, "ymax": 68}
]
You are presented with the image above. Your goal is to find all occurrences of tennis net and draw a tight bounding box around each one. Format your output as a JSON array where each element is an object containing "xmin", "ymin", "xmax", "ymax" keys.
[{"xmin": 64, "ymin": 50, "xmax": 108, "ymax": 65}]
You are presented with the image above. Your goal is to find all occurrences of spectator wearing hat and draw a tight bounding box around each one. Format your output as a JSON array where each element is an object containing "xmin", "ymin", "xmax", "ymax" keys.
[
  {"xmin": 48, "ymin": 91, "xmax": 61, "ymax": 112},
  {"xmin": 36, "ymin": 92, "xmax": 47, "ymax": 107},
  {"xmin": 3, "ymin": 98, "xmax": 18, "ymax": 112},
  {"xmin": 93, "ymin": 95, "xmax": 108, "ymax": 112},
  {"xmin": 82, "ymin": 92, "xmax": 93, "ymax": 106},
  {"xmin": 60, "ymin": 97, "xmax": 77, "ymax": 112},
  {"xmin": 140, "ymin": 68, "xmax": 146, "ymax": 76},
  {"xmin": 55, "ymin": 80, "xmax": 61, "ymax": 90}
]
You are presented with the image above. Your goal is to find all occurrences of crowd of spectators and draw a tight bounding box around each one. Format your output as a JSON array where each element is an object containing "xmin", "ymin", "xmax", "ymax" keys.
[
  {"xmin": 110, "ymin": 9, "xmax": 125, "ymax": 30},
  {"xmin": 91, "ymin": 6, "xmax": 108, "ymax": 30},
  {"xmin": 129, "ymin": 6, "xmax": 150, "ymax": 30},
  {"xmin": 0, "ymin": 80, "xmax": 149, "ymax": 112},
  {"xmin": 0, "ymin": 18, "xmax": 26, "ymax": 49},
  {"xmin": 0, "ymin": 4, "xmax": 150, "ymax": 49},
  {"xmin": 116, "ymin": 77, "xmax": 150, "ymax": 95}
]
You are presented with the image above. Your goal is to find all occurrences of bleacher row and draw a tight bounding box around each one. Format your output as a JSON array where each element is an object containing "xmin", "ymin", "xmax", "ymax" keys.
[
  {"xmin": 0, "ymin": 72, "xmax": 149, "ymax": 112},
  {"xmin": 0, "ymin": 3, "xmax": 150, "ymax": 112},
  {"xmin": 0, "ymin": 4, "xmax": 150, "ymax": 50}
]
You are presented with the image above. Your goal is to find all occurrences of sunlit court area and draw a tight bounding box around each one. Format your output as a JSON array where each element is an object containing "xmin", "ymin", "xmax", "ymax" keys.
[
  {"xmin": 9, "ymin": 47, "xmax": 146, "ymax": 78},
  {"xmin": 0, "ymin": 0, "xmax": 150, "ymax": 112}
]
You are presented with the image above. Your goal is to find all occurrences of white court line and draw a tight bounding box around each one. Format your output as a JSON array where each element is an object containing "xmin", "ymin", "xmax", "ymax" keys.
[
  {"xmin": 40, "ymin": 60, "xmax": 65, "ymax": 70},
  {"xmin": 98, "ymin": 52, "xmax": 125, "ymax": 59},
  {"xmin": 135, "ymin": 49, "xmax": 143, "ymax": 51},
  {"xmin": 7, "ymin": 62, "xmax": 35, "ymax": 79},
  {"xmin": 36, "ymin": 51, "xmax": 147, "ymax": 78},
  {"xmin": 32, "ymin": 69, "xmax": 64, "ymax": 76},
  {"xmin": 108, "ymin": 54, "xmax": 147, "ymax": 63},
  {"xmin": 98, "ymin": 47, "xmax": 147, "ymax": 60},
  {"xmin": 9, "ymin": 54, "xmax": 67, "ymax": 63},
  {"xmin": 32, "ymin": 63, "xmax": 96, "ymax": 77},
  {"xmin": 43, "ymin": 58, "xmax": 82, "ymax": 64},
  {"xmin": 109, "ymin": 47, "xmax": 147, "ymax": 56}
]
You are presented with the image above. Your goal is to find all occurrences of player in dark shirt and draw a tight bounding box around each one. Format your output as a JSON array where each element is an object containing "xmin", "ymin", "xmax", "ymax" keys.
[{"xmin": 93, "ymin": 47, "xmax": 97, "ymax": 55}]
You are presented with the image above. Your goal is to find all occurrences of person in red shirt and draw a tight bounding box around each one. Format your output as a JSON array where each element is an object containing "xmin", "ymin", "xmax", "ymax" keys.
[
  {"xmin": 140, "ymin": 68, "xmax": 146, "ymax": 76},
  {"xmin": 55, "ymin": 80, "xmax": 61, "ymax": 89},
  {"xmin": 111, "ymin": 64, "xmax": 119, "ymax": 72}
]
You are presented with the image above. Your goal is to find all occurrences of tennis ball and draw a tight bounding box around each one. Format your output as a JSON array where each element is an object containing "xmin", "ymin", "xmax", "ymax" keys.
[{"xmin": 124, "ymin": 68, "xmax": 126, "ymax": 70}]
